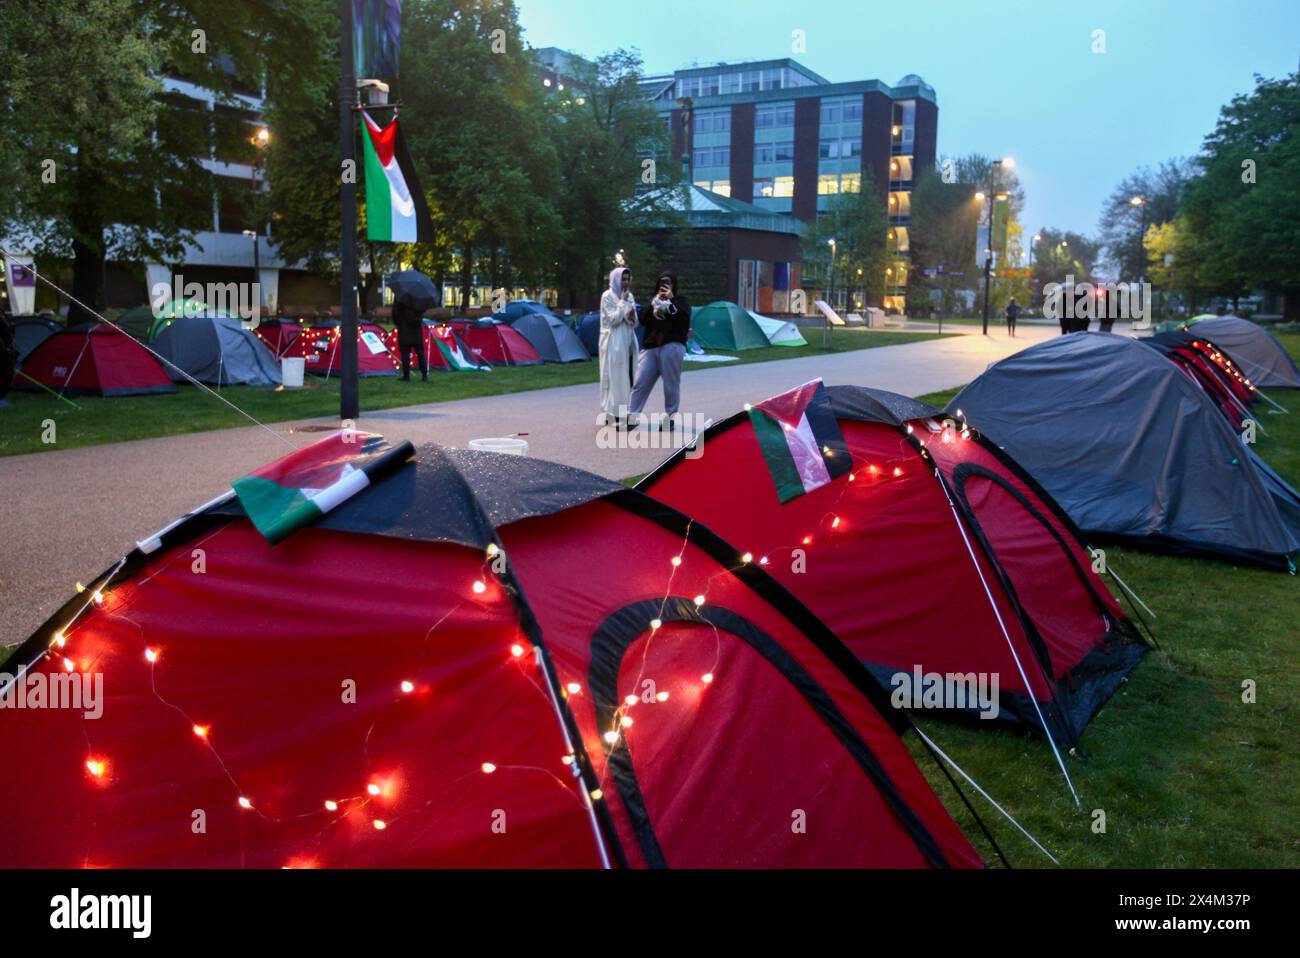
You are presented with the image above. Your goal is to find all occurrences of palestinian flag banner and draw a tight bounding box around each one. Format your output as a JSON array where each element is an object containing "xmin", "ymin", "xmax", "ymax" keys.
[
  {"xmin": 361, "ymin": 112, "xmax": 435, "ymax": 243},
  {"xmin": 232, "ymin": 431, "xmax": 414, "ymax": 544},
  {"xmin": 747, "ymin": 380, "xmax": 851, "ymax": 504},
  {"xmin": 432, "ymin": 326, "xmax": 489, "ymax": 371}
]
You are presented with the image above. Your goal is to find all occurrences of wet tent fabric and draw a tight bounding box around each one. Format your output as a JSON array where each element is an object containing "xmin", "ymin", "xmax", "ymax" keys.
[
  {"xmin": 0, "ymin": 442, "xmax": 981, "ymax": 868},
  {"xmin": 507, "ymin": 312, "xmax": 590, "ymax": 363},
  {"xmin": 450, "ymin": 321, "xmax": 544, "ymax": 366},
  {"xmin": 950, "ymin": 333, "xmax": 1300, "ymax": 568},
  {"xmin": 1185, "ymin": 317, "xmax": 1300, "ymax": 388},
  {"xmin": 152, "ymin": 315, "xmax": 282, "ymax": 386},
  {"xmin": 381, "ymin": 321, "xmax": 489, "ymax": 371},
  {"xmin": 10, "ymin": 317, "xmax": 60, "ymax": 363},
  {"xmin": 16, "ymin": 323, "xmax": 176, "ymax": 397},
  {"xmin": 638, "ymin": 384, "xmax": 1143, "ymax": 744},
  {"xmin": 692, "ymin": 301, "xmax": 770, "ymax": 350}
]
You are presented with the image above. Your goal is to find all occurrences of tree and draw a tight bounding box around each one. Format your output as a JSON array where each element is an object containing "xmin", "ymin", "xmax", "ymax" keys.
[
  {"xmin": 548, "ymin": 49, "xmax": 682, "ymax": 308},
  {"xmin": 1097, "ymin": 158, "xmax": 1196, "ymax": 281},
  {"xmin": 907, "ymin": 167, "xmax": 980, "ymax": 315},
  {"xmin": 0, "ymin": 0, "xmax": 318, "ymax": 323},
  {"xmin": 1031, "ymin": 228, "xmax": 1101, "ymax": 291},
  {"xmin": 801, "ymin": 172, "xmax": 889, "ymax": 305},
  {"xmin": 1178, "ymin": 71, "xmax": 1300, "ymax": 317},
  {"xmin": 399, "ymin": 0, "xmax": 561, "ymax": 309}
]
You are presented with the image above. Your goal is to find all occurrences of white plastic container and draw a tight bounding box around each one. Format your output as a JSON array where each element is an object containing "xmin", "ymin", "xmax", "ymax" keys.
[
  {"xmin": 468, "ymin": 437, "xmax": 529, "ymax": 456},
  {"xmin": 281, "ymin": 356, "xmax": 305, "ymax": 388}
]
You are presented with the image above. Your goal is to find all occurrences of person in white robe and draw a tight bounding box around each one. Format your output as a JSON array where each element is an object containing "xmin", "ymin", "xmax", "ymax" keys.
[{"xmin": 599, "ymin": 266, "xmax": 638, "ymax": 426}]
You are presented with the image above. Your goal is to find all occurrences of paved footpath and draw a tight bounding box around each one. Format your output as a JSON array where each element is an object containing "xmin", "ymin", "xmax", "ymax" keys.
[{"xmin": 1, "ymin": 324, "xmax": 1079, "ymax": 646}]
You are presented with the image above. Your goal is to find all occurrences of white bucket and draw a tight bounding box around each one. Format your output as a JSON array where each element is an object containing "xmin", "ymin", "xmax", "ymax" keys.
[
  {"xmin": 468, "ymin": 437, "xmax": 529, "ymax": 456},
  {"xmin": 281, "ymin": 357, "xmax": 305, "ymax": 388}
]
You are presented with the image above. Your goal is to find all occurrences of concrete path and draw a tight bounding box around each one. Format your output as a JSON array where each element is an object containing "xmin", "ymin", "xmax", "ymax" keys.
[{"xmin": 1, "ymin": 323, "xmax": 1082, "ymax": 646}]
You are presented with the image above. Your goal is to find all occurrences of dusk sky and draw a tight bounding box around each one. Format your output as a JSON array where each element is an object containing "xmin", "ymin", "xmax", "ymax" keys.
[{"xmin": 517, "ymin": 0, "xmax": 1300, "ymax": 239}]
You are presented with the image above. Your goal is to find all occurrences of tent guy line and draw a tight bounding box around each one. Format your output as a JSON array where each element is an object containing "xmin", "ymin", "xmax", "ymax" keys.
[{"xmin": 0, "ymin": 244, "xmax": 295, "ymax": 450}]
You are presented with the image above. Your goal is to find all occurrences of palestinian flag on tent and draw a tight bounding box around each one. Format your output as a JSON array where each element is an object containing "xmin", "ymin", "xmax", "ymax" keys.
[
  {"xmin": 361, "ymin": 112, "xmax": 435, "ymax": 243},
  {"xmin": 748, "ymin": 380, "xmax": 851, "ymax": 504},
  {"xmin": 432, "ymin": 326, "xmax": 489, "ymax": 370},
  {"xmin": 232, "ymin": 431, "xmax": 413, "ymax": 544}
]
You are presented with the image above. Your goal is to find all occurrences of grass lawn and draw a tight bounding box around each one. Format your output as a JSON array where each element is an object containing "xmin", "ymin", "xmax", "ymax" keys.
[
  {"xmin": 909, "ymin": 332, "xmax": 1300, "ymax": 868},
  {"xmin": 0, "ymin": 328, "xmax": 944, "ymax": 457}
]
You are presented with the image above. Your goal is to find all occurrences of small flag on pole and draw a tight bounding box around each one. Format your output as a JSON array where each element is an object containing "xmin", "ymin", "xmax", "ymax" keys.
[
  {"xmin": 361, "ymin": 111, "xmax": 435, "ymax": 243},
  {"xmin": 748, "ymin": 380, "xmax": 850, "ymax": 503},
  {"xmin": 232, "ymin": 432, "xmax": 413, "ymax": 544}
]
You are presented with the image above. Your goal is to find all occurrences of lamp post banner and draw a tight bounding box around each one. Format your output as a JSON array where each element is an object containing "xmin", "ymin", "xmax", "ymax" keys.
[{"xmin": 4, "ymin": 255, "xmax": 36, "ymax": 316}]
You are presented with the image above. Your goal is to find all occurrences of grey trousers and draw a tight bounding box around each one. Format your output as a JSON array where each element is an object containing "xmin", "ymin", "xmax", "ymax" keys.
[{"xmin": 629, "ymin": 341, "xmax": 686, "ymax": 415}]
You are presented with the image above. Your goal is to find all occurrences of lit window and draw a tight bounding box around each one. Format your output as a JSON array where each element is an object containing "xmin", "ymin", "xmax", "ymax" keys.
[
  {"xmin": 754, "ymin": 178, "xmax": 775, "ymax": 198},
  {"xmin": 841, "ymin": 172, "xmax": 861, "ymax": 193},
  {"xmin": 772, "ymin": 176, "xmax": 794, "ymax": 197},
  {"xmin": 818, "ymin": 174, "xmax": 840, "ymax": 195}
]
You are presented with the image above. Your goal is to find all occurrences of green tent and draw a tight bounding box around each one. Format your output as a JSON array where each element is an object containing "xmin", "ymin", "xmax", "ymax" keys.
[
  {"xmin": 117, "ymin": 300, "xmax": 238, "ymax": 342},
  {"xmin": 692, "ymin": 301, "xmax": 780, "ymax": 350}
]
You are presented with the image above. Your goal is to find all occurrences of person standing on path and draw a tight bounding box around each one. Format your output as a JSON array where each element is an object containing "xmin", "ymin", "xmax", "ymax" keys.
[
  {"xmin": 629, "ymin": 270, "xmax": 691, "ymax": 430},
  {"xmin": 393, "ymin": 300, "xmax": 428, "ymax": 381},
  {"xmin": 599, "ymin": 266, "xmax": 638, "ymax": 427},
  {"xmin": 1004, "ymin": 298, "xmax": 1020, "ymax": 337}
]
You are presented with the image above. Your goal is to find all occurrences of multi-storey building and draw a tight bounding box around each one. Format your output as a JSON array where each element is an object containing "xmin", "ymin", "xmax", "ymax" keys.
[{"xmin": 640, "ymin": 58, "xmax": 938, "ymax": 314}]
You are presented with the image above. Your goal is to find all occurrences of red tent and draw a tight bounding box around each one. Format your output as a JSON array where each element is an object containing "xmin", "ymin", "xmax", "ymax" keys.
[
  {"xmin": 450, "ymin": 320, "xmax": 543, "ymax": 366},
  {"xmin": 254, "ymin": 320, "xmax": 304, "ymax": 359},
  {"xmin": 639, "ymin": 384, "xmax": 1145, "ymax": 749},
  {"xmin": 1145, "ymin": 333, "xmax": 1256, "ymax": 430},
  {"xmin": 382, "ymin": 321, "xmax": 487, "ymax": 372},
  {"xmin": 0, "ymin": 441, "xmax": 982, "ymax": 868},
  {"xmin": 275, "ymin": 323, "xmax": 400, "ymax": 377},
  {"xmin": 17, "ymin": 323, "xmax": 176, "ymax": 397}
]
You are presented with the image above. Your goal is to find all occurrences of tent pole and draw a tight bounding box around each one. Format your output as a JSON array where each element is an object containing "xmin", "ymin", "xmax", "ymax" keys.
[{"xmin": 932, "ymin": 465, "xmax": 1082, "ymax": 809}]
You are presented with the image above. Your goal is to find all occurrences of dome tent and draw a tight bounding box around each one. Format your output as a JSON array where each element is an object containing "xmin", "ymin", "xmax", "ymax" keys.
[
  {"xmin": 950, "ymin": 333, "xmax": 1300, "ymax": 568},
  {"xmin": 16, "ymin": 323, "xmax": 176, "ymax": 397},
  {"xmin": 10, "ymin": 316, "xmax": 60, "ymax": 363},
  {"xmin": 505, "ymin": 310, "xmax": 589, "ymax": 363},
  {"xmin": 639, "ymin": 381, "xmax": 1146, "ymax": 749},
  {"xmin": 153, "ymin": 315, "xmax": 282, "ymax": 386},
  {"xmin": 0, "ymin": 436, "xmax": 986, "ymax": 868},
  {"xmin": 692, "ymin": 301, "xmax": 771, "ymax": 351},
  {"xmin": 449, "ymin": 319, "xmax": 543, "ymax": 366},
  {"xmin": 1185, "ymin": 316, "xmax": 1300, "ymax": 389}
]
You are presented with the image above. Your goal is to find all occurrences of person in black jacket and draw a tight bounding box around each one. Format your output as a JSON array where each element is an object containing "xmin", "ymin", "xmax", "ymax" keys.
[
  {"xmin": 392, "ymin": 300, "xmax": 427, "ymax": 381},
  {"xmin": 629, "ymin": 270, "xmax": 690, "ymax": 429}
]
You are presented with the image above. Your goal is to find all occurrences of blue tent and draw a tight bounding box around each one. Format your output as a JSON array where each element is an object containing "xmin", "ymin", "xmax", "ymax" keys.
[{"xmin": 491, "ymin": 300, "xmax": 556, "ymax": 324}]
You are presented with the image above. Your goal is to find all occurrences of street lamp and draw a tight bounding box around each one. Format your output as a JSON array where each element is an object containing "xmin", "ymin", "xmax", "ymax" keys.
[
  {"xmin": 1130, "ymin": 196, "xmax": 1148, "ymax": 286},
  {"xmin": 980, "ymin": 157, "xmax": 1013, "ymax": 335},
  {"xmin": 825, "ymin": 238, "xmax": 837, "ymax": 348},
  {"xmin": 247, "ymin": 127, "xmax": 271, "ymax": 320}
]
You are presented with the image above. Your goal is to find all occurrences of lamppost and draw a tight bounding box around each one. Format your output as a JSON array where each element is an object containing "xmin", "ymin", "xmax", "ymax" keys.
[
  {"xmin": 979, "ymin": 156, "xmax": 1013, "ymax": 336},
  {"xmin": 1129, "ymin": 195, "xmax": 1147, "ymax": 285},
  {"xmin": 246, "ymin": 127, "xmax": 270, "ymax": 320},
  {"xmin": 825, "ymin": 238, "xmax": 837, "ymax": 348},
  {"xmin": 1028, "ymin": 232, "xmax": 1041, "ymax": 308}
]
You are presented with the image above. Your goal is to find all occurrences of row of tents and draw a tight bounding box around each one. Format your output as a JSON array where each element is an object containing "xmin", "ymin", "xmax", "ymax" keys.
[
  {"xmin": 952, "ymin": 316, "xmax": 1300, "ymax": 569},
  {"xmin": 9, "ymin": 298, "xmax": 811, "ymax": 397},
  {"xmin": 0, "ymin": 315, "xmax": 1293, "ymax": 867}
]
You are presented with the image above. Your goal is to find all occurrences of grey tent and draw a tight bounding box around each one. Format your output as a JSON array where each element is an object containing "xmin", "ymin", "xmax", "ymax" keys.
[
  {"xmin": 505, "ymin": 311, "xmax": 589, "ymax": 363},
  {"xmin": 11, "ymin": 317, "xmax": 61, "ymax": 363},
  {"xmin": 949, "ymin": 332, "xmax": 1300, "ymax": 569},
  {"xmin": 1184, "ymin": 316, "xmax": 1300, "ymax": 388},
  {"xmin": 153, "ymin": 315, "xmax": 282, "ymax": 386}
]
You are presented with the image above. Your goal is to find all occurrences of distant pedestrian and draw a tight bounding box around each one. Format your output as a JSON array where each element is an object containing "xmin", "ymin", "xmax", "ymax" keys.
[
  {"xmin": 1005, "ymin": 298, "xmax": 1020, "ymax": 337},
  {"xmin": 629, "ymin": 270, "xmax": 691, "ymax": 430},
  {"xmin": 599, "ymin": 266, "xmax": 638, "ymax": 427},
  {"xmin": 393, "ymin": 300, "xmax": 427, "ymax": 381}
]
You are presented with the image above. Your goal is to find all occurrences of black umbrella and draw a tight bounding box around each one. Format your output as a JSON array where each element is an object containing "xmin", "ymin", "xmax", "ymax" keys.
[{"xmin": 386, "ymin": 270, "xmax": 439, "ymax": 311}]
